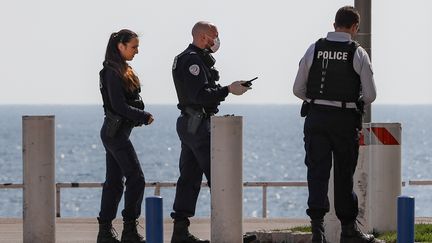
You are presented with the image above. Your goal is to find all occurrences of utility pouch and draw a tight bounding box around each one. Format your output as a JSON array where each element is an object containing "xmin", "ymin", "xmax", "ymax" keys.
[
  {"xmin": 105, "ymin": 110, "xmax": 123, "ymax": 138},
  {"xmin": 300, "ymin": 100, "xmax": 310, "ymax": 117},
  {"xmin": 185, "ymin": 107, "xmax": 204, "ymax": 135}
]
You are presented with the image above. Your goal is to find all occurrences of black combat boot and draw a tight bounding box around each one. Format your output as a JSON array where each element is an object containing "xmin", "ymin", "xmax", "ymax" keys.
[
  {"xmin": 171, "ymin": 219, "xmax": 209, "ymax": 243},
  {"xmin": 121, "ymin": 219, "xmax": 145, "ymax": 243},
  {"xmin": 311, "ymin": 219, "xmax": 327, "ymax": 243},
  {"xmin": 97, "ymin": 217, "xmax": 121, "ymax": 243},
  {"xmin": 340, "ymin": 221, "xmax": 376, "ymax": 243},
  {"xmin": 243, "ymin": 233, "xmax": 258, "ymax": 243}
]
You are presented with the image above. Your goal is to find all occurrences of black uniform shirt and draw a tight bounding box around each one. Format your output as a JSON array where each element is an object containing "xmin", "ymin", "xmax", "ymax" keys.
[
  {"xmin": 173, "ymin": 44, "xmax": 229, "ymax": 114},
  {"xmin": 100, "ymin": 68, "xmax": 150, "ymax": 124}
]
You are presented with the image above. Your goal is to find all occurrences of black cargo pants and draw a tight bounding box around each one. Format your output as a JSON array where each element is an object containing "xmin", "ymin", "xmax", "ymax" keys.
[
  {"xmin": 303, "ymin": 104, "xmax": 361, "ymax": 224},
  {"xmin": 99, "ymin": 119, "xmax": 145, "ymax": 222},
  {"xmin": 171, "ymin": 114, "xmax": 211, "ymax": 220}
]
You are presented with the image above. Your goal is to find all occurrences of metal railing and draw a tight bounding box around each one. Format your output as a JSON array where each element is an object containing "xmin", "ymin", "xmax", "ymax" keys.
[{"xmin": 1, "ymin": 180, "xmax": 431, "ymax": 218}]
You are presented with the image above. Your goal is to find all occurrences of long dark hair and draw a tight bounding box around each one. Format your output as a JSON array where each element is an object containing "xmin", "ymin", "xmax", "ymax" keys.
[{"xmin": 103, "ymin": 29, "xmax": 140, "ymax": 92}]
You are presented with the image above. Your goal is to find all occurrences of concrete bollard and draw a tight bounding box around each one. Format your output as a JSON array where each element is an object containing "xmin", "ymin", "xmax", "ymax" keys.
[
  {"xmin": 23, "ymin": 116, "xmax": 56, "ymax": 243},
  {"xmin": 145, "ymin": 196, "xmax": 163, "ymax": 243},
  {"xmin": 210, "ymin": 116, "xmax": 243, "ymax": 243},
  {"xmin": 368, "ymin": 123, "xmax": 402, "ymax": 232},
  {"xmin": 397, "ymin": 196, "xmax": 415, "ymax": 243}
]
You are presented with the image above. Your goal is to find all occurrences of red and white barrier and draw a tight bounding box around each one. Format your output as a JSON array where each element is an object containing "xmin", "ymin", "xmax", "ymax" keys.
[
  {"xmin": 366, "ymin": 123, "xmax": 402, "ymax": 232},
  {"xmin": 325, "ymin": 123, "xmax": 402, "ymax": 242}
]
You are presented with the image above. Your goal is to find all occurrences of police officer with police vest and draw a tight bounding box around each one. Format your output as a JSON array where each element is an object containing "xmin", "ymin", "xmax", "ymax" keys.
[
  {"xmin": 171, "ymin": 21, "xmax": 254, "ymax": 243},
  {"xmin": 293, "ymin": 6, "xmax": 377, "ymax": 243}
]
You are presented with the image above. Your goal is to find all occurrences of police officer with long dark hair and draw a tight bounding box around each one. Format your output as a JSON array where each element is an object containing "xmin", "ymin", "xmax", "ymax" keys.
[
  {"xmin": 293, "ymin": 6, "xmax": 377, "ymax": 243},
  {"xmin": 98, "ymin": 29, "xmax": 153, "ymax": 243}
]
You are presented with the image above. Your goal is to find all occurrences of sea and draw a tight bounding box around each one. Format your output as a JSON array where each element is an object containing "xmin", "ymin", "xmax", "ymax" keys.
[{"xmin": 0, "ymin": 104, "xmax": 431, "ymax": 218}]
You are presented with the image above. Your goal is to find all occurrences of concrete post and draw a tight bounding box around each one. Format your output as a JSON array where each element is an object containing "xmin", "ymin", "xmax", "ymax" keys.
[
  {"xmin": 23, "ymin": 116, "xmax": 56, "ymax": 243},
  {"xmin": 324, "ymin": 168, "xmax": 340, "ymax": 242},
  {"xmin": 354, "ymin": 0, "xmax": 372, "ymax": 122},
  {"xmin": 210, "ymin": 116, "xmax": 243, "ymax": 243},
  {"xmin": 369, "ymin": 123, "xmax": 402, "ymax": 232}
]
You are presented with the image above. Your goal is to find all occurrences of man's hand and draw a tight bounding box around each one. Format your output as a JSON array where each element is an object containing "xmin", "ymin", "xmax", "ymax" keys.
[{"xmin": 228, "ymin": 81, "xmax": 251, "ymax": 95}]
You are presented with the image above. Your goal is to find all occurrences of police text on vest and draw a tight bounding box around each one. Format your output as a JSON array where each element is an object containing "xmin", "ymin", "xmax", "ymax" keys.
[{"xmin": 317, "ymin": 51, "xmax": 348, "ymax": 60}]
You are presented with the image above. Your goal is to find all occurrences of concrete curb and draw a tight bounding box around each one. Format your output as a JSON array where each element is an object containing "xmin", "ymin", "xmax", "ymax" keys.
[{"xmin": 248, "ymin": 230, "xmax": 311, "ymax": 243}]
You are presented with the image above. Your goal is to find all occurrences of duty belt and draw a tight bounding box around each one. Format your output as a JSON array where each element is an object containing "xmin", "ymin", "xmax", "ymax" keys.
[
  {"xmin": 307, "ymin": 99, "xmax": 357, "ymax": 109},
  {"xmin": 183, "ymin": 107, "xmax": 214, "ymax": 118}
]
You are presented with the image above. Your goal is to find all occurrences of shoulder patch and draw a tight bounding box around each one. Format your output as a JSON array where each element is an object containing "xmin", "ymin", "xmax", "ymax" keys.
[{"xmin": 189, "ymin": 64, "xmax": 200, "ymax": 76}]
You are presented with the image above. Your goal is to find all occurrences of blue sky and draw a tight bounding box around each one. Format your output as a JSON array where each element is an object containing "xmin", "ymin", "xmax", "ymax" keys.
[{"xmin": 1, "ymin": 0, "xmax": 431, "ymax": 104}]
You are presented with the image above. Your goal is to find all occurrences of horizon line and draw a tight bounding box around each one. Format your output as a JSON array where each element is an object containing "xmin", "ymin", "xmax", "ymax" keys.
[{"xmin": 1, "ymin": 103, "xmax": 432, "ymax": 106}]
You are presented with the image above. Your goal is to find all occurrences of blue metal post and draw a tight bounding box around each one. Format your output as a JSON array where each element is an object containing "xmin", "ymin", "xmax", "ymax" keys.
[
  {"xmin": 397, "ymin": 196, "xmax": 415, "ymax": 243},
  {"xmin": 146, "ymin": 196, "xmax": 163, "ymax": 243}
]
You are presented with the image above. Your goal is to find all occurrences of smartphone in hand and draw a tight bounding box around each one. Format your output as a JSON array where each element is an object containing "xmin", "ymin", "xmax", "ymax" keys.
[{"xmin": 241, "ymin": 77, "xmax": 258, "ymax": 87}]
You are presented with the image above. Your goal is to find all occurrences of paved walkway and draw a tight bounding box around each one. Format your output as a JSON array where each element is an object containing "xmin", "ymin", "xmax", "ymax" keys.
[
  {"xmin": 0, "ymin": 217, "xmax": 309, "ymax": 243},
  {"xmin": 2, "ymin": 217, "xmax": 431, "ymax": 243}
]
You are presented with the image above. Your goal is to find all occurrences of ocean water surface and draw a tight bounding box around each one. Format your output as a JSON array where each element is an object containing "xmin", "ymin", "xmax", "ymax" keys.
[{"xmin": 0, "ymin": 105, "xmax": 431, "ymax": 218}]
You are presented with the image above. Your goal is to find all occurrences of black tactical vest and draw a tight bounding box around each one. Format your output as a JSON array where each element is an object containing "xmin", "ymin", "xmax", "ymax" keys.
[{"xmin": 306, "ymin": 38, "xmax": 361, "ymax": 102}]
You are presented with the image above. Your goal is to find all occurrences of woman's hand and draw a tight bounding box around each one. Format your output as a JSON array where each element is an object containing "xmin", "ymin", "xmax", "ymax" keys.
[{"xmin": 145, "ymin": 114, "xmax": 154, "ymax": 125}]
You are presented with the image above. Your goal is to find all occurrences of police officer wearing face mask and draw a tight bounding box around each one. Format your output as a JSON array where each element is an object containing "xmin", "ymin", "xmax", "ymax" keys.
[
  {"xmin": 170, "ymin": 21, "xmax": 253, "ymax": 243},
  {"xmin": 293, "ymin": 6, "xmax": 377, "ymax": 243}
]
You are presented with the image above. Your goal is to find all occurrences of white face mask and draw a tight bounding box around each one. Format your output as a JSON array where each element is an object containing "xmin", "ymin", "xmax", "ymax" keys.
[
  {"xmin": 206, "ymin": 35, "xmax": 220, "ymax": 53},
  {"xmin": 210, "ymin": 37, "xmax": 220, "ymax": 53}
]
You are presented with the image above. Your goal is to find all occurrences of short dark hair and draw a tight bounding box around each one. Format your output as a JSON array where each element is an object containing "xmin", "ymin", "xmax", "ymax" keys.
[{"xmin": 335, "ymin": 6, "xmax": 360, "ymax": 28}]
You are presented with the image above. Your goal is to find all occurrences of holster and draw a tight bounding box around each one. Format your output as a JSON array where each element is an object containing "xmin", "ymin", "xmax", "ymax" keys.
[
  {"xmin": 184, "ymin": 107, "xmax": 204, "ymax": 135},
  {"xmin": 300, "ymin": 100, "xmax": 310, "ymax": 117},
  {"xmin": 355, "ymin": 100, "xmax": 365, "ymax": 129},
  {"xmin": 105, "ymin": 110, "xmax": 123, "ymax": 138}
]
